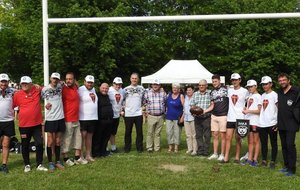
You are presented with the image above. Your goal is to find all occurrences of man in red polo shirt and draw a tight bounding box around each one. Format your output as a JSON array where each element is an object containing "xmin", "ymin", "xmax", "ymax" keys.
[
  {"xmin": 13, "ymin": 76, "xmax": 48, "ymax": 172},
  {"xmin": 61, "ymin": 72, "xmax": 87, "ymax": 166}
]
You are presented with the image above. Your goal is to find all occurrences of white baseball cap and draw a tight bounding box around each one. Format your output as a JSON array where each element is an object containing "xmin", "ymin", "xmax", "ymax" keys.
[
  {"xmin": 50, "ymin": 72, "xmax": 60, "ymax": 80},
  {"xmin": 246, "ymin": 79, "xmax": 257, "ymax": 87},
  {"xmin": 20, "ymin": 76, "xmax": 32, "ymax": 83},
  {"xmin": 0, "ymin": 73, "xmax": 9, "ymax": 81},
  {"xmin": 230, "ymin": 73, "xmax": 241, "ymax": 80},
  {"xmin": 85, "ymin": 75, "xmax": 94, "ymax": 83},
  {"xmin": 113, "ymin": 77, "xmax": 123, "ymax": 84},
  {"xmin": 260, "ymin": 76, "xmax": 272, "ymax": 84},
  {"xmin": 152, "ymin": 78, "xmax": 160, "ymax": 85}
]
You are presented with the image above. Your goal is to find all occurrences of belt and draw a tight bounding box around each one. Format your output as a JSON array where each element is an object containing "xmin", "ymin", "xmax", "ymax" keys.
[{"xmin": 149, "ymin": 113, "xmax": 164, "ymax": 116}]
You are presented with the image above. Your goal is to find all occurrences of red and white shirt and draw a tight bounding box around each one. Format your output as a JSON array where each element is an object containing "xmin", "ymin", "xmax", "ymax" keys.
[
  {"xmin": 13, "ymin": 86, "xmax": 43, "ymax": 127},
  {"xmin": 245, "ymin": 93, "xmax": 261, "ymax": 126},
  {"xmin": 259, "ymin": 91, "xmax": 278, "ymax": 127},
  {"xmin": 227, "ymin": 87, "xmax": 248, "ymax": 122}
]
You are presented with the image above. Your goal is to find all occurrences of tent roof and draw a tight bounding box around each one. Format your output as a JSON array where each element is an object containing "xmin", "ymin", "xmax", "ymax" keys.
[{"xmin": 141, "ymin": 59, "xmax": 225, "ymax": 84}]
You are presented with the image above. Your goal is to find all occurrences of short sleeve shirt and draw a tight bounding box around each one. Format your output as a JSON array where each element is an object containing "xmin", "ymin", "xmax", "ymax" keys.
[
  {"xmin": 210, "ymin": 85, "xmax": 229, "ymax": 116},
  {"xmin": 245, "ymin": 93, "xmax": 262, "ymax": 126},
  {"xmin": 259, "ymin": 91, "xmax": 278, "ymax": 127},
  {"xmin": 42, "ymin": 84, "xmax": 64, "ymax": 121},
  {"xmin": 0, "ymin": 87, "xmax": 16, "ymax": 121},
  {"xmin": 227, "ymin": 87, "xmax": 248, "ymax": 122}
]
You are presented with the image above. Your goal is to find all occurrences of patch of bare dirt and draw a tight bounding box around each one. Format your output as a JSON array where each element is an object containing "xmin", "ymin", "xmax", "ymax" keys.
[{"xmin": 161, "ymin": 164, "xmax": 187, "ymax": 172}]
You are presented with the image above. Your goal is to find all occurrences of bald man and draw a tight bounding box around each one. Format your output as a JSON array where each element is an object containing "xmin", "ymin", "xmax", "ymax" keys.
[{"xmin": 92, "ymin": 83, "xmax": 114, "ymax": 157}]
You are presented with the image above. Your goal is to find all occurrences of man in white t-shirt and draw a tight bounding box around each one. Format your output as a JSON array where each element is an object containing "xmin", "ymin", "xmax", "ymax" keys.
[
  {"xmin": 108, "ymin": 77, "xmax": 124, "ymax": 152},
  {"xmin": 78, "ymin": 75, "xmax": 98, "ymax": 162},
  {"xmin": 123, "ymin": 73, "xmax": 145, "ymax": 153},
  {"xmin": 258, "ymin": 76, "xmax": 278, "ymax": 169},
  {"xmin": 223, "ymin": 73, "xmax": 248, "ymax": 163},
  {"xmin": 41, "ymin": 72, "xmax": 65, "ymax": 171},
  {"xmin": 0, "ymin": 73, "xmax": 16, "ymax": 173}
]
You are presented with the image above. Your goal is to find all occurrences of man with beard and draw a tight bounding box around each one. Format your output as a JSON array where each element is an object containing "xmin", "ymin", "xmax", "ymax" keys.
[
  {"xmin": 277, "ymin": 73, "xmax": 300, "ymax": 176},
  {"xmin": 62, "ymin": 72, "xmax": 87, "ymax": 166},
  {"xmin": 92, "ymin": 83, "xmax": 113, "ymax": 157},
  {"xmin": 0, "ymin": 73, "xmax": 16, "ymax": 173}
]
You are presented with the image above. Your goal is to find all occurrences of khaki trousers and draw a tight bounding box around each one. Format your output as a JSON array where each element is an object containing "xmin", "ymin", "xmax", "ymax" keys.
[
  {"xmin": 184, "ymin": 121, "xmax": 197, "ymax": 153},
  {"xmin": 146, "ymin": 115, "xmax": 164, "ymax": 151}
]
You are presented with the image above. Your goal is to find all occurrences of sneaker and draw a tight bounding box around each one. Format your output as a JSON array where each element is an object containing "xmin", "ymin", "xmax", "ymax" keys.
[
  {"xmin": 55, "ymin": 161, "xmax": 65, "ymax": 170},
  {"xmin": 251, "ymin": 160, "xmax": 259, "ymax": 167},
  {"xmin": 208, "ymin": 153, "xmax": 218, "ymax": 160},
  {"xmin": 240, "ymin": 152, "xmax": 248, "ymax": 161},
  {"xmin": 191, "ymin": 151, "xmax": 197, "ymax": 156},
  {"xmin": 74, "ymin": 157, "xmax": 88, "ymax": 165},
  {"xmin": 241, "ymin": 159, "xmax": 251, "ymax": 166},
  {"xmin": 217, "ymin": 154, "xmax": 225, "ymax": 161},
  {"xmin": 280, "ymin": 168, "xmax": 288, "ymax": 173},
  {"xmin": 86, "ymin": 157, "xmax": 95, "ymax": 162},
  {"xmin": 285, "ymin": 172, "xmax": 295, "ymax": 177},
  {"xmin": 65, "ymin": 159, "xmax": 75, "ymax": 167},
  {"xmin": 186, "ymin": 150, "xmax": 192, "ymax": 154},
  {"xmin": 111, "ymin": 148, "xmax": 118, "ymax": 153},
  {"xmin": 24, "ymin": 165, "xmax": 31, "ymax": 173},
  {"xmin": 0, "ymin": 165, "xmax": 9, "ymax": 174},
  {"xmin": 219, "ymin": 160, "xmax": 229, "ymax": 164},
  {"xmin": 37, "ymin": 164, "xmax": 48, "ymax": 172},
  {"xmin": 48, "ymin": 162, "xmax": 55, "ymax": 172},
  {"xmin": 261, "ymin": 160, "xmax": 267, "ymax": 167},
  {"xmin": 269, "ymin": 161, "xmax": 276, "ymax": 169}
]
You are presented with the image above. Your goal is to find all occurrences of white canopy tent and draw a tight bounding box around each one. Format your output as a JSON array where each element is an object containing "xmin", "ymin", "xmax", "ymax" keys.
[{"xmin": 141, "ymin": 59, "xmax": 225, "ymax": 84}]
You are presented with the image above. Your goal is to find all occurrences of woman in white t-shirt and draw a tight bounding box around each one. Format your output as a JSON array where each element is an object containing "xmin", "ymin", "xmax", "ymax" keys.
[
  {"xmin": 258, "ymin": 76, "xmax": 278, "ymax": 169},
  {"xmin": 242, "ymin": 80, "xmax": 261, "ymax": 167}
]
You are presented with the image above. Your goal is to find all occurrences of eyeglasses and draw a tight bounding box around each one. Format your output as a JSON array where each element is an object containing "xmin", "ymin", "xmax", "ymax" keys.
[{"xmin": 198, "ymin": 85, "xmax": 206, "ymax": 87}]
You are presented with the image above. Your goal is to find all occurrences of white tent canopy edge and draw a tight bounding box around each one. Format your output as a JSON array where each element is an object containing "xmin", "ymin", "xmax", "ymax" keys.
[{"xmin": 141, "ymin": 59, "xmax": 225, "ymax": 84}]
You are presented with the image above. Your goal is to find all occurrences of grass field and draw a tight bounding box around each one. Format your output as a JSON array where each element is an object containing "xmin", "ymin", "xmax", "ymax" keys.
[{"xmin": 1, "ymin": 118, "xmax": 300, "ymax": 190}]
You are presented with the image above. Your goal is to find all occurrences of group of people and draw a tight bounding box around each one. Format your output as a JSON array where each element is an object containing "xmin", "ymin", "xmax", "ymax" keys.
[{"xmin": 0, "ymin": 71, "xmax": 299, "ymax": 177}]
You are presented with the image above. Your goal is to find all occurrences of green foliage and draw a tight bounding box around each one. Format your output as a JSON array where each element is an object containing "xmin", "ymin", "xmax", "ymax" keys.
[{"xmin": 0, "ymin": 0, "xmax": 299, "ymax": 87}]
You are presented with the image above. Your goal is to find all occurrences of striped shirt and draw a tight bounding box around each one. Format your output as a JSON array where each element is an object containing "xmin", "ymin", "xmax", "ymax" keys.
[
  {"xmin": 143, "ymin": 89, "xmax": 167, "ymax": 116},
  {"xmin": 190, "ymin": 90, "xmax": 211, "ymax": 110}
]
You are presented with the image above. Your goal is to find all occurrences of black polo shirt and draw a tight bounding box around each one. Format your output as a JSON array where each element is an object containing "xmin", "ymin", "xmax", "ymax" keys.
[{"xmin": 277, "ymin": 86, "xmax": 300, "ymax": 131}]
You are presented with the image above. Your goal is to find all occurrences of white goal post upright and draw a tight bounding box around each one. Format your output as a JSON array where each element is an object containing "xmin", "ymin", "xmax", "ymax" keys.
[{"xmin": 42, "ymin": 0, "xmax": 299, "ymax": 155}]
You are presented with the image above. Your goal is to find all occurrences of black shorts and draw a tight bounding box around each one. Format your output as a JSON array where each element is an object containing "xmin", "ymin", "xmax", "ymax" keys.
[
  {"xmin": 249, "ymin": 125, "xmax": 258, "ymax": 133},
  {"xmin": 227, "ymin": 122, "xmax": 236, "ymax": 129},
  {"xmin": 0, "ymin": 121, "xmax": 15, "ymax": 137},
  {"xmin": 45, "ymin": 119, "xmax": 66, "ymax": 133},
  {"xmin": 80, "ymin": 120, "xmax": 97, "ymax": 133},
  {"xmin": 111, "ymin": 118, "xmax": 120, "ymax": 135}
]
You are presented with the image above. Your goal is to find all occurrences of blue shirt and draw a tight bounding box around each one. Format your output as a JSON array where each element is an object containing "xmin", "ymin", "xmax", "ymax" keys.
[{"xmin": 166, "ymin": 93, "xmax": 183, "ymax": 120}]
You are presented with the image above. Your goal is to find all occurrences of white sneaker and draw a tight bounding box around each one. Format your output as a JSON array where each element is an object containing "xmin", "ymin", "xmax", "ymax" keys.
[
  {"xmin": 191, "ymin": 151, "xmax": 197, "ymax": 156},
  {"xmin": 37, "ymin": 164, "xmax": 48, "ymax": 172},
  {"xmin": 74, "ymin": 157, "xmax": 88, "ymax": 165},
  {"xmin": 217, "ymin": 154, "xmax": 225, "ymax": 161},
  {"xmin": 186, "ymin": 150, "xmax": 192, "ymax": 154},
  {"xmin": 208, "ymin": 153, "xmax": 218, "ymax": 160},
  {"xmin": 65, "ymin": 159, "xmax": 75, "ymax": 167},
  {"xmin": 86, "ymin": 156, "xmax": 95, "ymax": 162},
  {"xmin": 24, "ymin": 165, "xmax": 31, "ymax": 173},
  {"xmin": 240, "ymin": 152, "xmax": 249, "ymax": 161}
]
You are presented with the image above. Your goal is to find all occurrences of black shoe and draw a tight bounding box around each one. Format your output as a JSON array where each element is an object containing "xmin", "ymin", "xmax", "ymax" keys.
[
  {"xmin": 269, "ymin": 161, "xmax": 276, "ymax": 169},
  {"xmin": 233, "ymin": 159, "xmax": 240, "ymax": 164},
  {"xmin": 219, "ymin": 160, "xmax": 229, "ymax": 164},
  {"xmin": 261, "ymin": 160, "xmax": 267, "ymax": 167},
  {"xmin": 0, "ymin": 165, "xmax": 8, "ymax": 174},
  {"xmin": 137, "ymin": 150, "xmax": 143, "ymax": 153}
]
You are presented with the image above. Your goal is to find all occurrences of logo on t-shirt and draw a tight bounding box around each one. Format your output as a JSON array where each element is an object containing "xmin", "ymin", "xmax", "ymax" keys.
[
  {"xmin": 89, "ymin": 93, "xmax": 96, "ymax": 103},
  {"xmin": 247, "ymin": 98, "xmax": 253, "ymax": 108},
  {"xmin": 231, "ymin": 94, "xmax": 238, "ymax": 106},
  {"xmin": 262, "ymin": 99, "xmax": 269, "ymax": 110},
  {"xmin": 115, "ymin": 93, "xmax": 121, "ymax": 104}
]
